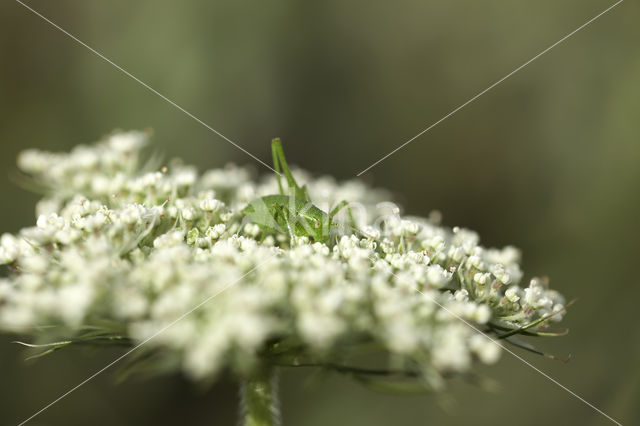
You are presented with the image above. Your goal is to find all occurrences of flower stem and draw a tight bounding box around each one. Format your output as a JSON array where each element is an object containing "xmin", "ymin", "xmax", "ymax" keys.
[{"xmin": 240, "ymin": 368, "xmax": 280, "ymax": 426}]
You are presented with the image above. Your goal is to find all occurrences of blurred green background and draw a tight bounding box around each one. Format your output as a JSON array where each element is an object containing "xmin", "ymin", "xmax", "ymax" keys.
[{"xmin": 1, "ymin": 0, "xmax": 638, "ymax": 425}]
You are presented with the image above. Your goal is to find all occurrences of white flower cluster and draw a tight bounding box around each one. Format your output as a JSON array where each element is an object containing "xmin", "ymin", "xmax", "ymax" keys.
[{"xmin": 0, "ymin": 132, "xmax": 566, "ymax": 386}]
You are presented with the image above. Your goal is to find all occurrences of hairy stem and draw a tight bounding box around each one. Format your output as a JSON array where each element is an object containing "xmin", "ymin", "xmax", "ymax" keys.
[{"xmin": 240, "ymin": 368, "xmax": 280, "ymax": 426}]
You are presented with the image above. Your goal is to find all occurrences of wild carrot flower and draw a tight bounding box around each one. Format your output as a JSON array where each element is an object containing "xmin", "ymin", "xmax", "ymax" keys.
[{"xmin": 0, "ymin": 131, "xmax": 568, "ymax": 424}]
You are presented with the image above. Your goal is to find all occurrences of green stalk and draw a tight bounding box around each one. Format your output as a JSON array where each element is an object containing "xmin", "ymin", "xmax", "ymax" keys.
[{"xmin": 241, "ymin": 368, "xmax": 280, "ymax": 426}]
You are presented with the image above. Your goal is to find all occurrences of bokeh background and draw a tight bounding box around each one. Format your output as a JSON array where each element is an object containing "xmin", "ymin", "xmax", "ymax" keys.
[{"xmin": 1, "ymin": 0, "xmax": 638, "ymax": 425}]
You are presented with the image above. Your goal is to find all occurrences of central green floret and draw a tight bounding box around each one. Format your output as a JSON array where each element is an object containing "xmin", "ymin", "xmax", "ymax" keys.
[{"xmin": 242, "ymin": 139, "xmax": 354, "ymax": 245}]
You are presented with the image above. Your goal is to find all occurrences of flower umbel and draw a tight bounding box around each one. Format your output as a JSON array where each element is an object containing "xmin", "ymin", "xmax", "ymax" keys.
[{"xmin": 0, "ymin": 131, "xmax": 568, "ymax": 391}]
